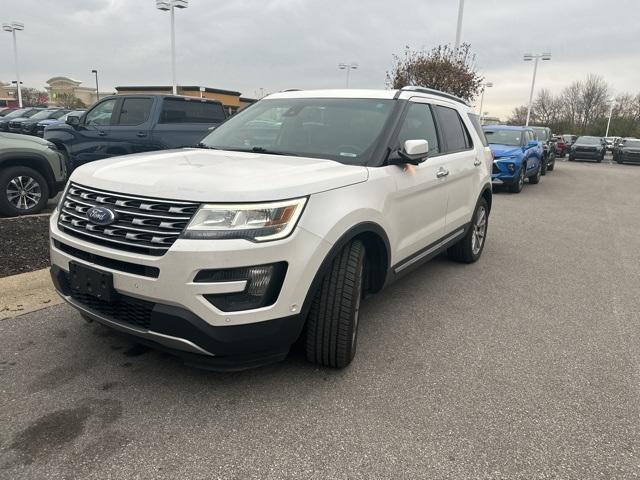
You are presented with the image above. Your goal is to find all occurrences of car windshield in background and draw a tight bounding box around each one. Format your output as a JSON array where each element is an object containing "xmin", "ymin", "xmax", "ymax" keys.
[
  {"xmin": 199, "ymin": 98, "xmax": 394, "ymax": 165},
  {"xmin": 3, "ymin": 109, "xmax": 29, "ymax": 119},
  {"xmin": 624, "ymin": 140, "xmax": 640, "ymax": 148},
  {"xmin": 531, "ymin": 128, "xmax": 549, "ymax": 141},
  {"xmin": 576, "ymin": 136, "xmax": 600, "ymax": 145},
  {"xmin": 483, "ymin": 129, "xmax": 522, "ymax": 146},
  {"xmin": 30, "ymin": 110, "xmax": 58, "ymax": 120}
]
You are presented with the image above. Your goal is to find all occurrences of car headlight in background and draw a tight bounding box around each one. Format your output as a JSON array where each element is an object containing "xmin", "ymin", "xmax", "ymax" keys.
[{"xmin": 183, "ymin": 198, "xmax": 307, "ymax": 241}]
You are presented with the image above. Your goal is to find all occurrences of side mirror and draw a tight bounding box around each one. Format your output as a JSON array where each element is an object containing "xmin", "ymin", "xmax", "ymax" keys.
[
  {"xmin": 66, "ymin": 115, "xmax": 81, "ymax": 127},
  {"xmin": 396, "ymin": 139, "xmax": 429, "ymax": 165}
]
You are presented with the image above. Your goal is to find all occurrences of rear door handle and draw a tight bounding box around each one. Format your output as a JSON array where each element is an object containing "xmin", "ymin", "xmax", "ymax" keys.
[
  {"xmin": 97, "ymin": 131, "xmax": 106, "ymax": 137},
  {"xmin": 474, "ymin": 159, "xmax": 482, "ymax": 166},
  {"xmin": 136, "ymin": 132, "xmax": 147, "ymax": 138},
  {"xmin": 436, "ymin": 168, "xmax": 449, "ymax": 178}
]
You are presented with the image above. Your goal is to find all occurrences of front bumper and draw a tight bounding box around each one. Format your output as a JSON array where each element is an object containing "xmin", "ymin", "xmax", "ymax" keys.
[
  {"xmin": 50, "ymin": 211, "xmax": 332, "ymax": 366},
  {"xmin": 571, "ymin": 150, "xmax": 602, "ymax": 159}
]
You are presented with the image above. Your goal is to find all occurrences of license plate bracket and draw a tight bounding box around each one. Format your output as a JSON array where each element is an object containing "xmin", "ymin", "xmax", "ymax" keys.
[{"xmin": 69, "ymin": 262, "xmax": 117, "ymax": 303}]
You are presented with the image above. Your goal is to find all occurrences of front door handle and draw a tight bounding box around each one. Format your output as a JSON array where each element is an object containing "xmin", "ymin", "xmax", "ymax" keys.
[
  {"xmin": 436, "ymin": 168, "xmax": 449, "ymax": 178},
  {"xmin": 97, "ymin": 131, "xmax": 106, "ymax": 137},
  {"xmin": 136, "ymin": 132, "xmax": 147, "ymax": 138},
  {"xmin": 474, "ymin": 159, "xmax": 482, "ymax": 166}
]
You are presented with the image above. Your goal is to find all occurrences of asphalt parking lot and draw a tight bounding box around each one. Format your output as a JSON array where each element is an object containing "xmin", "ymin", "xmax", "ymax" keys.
[{"xmin": 1, "ymin": 158, "xmax": 639, "ymax": 479}]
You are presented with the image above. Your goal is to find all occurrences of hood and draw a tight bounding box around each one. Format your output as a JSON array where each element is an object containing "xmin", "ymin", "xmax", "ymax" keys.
[
  {"xmin": 622, "ymin": 147, "xmax": 640, "ymax": 152},
  {"xmin": 36, "ymin": 119, "xmax": 59, "ymax": 126},
  {"xmin": 2, "ymin": 116, "xmax": 28, "ymax": 124},
  {"xmin": 573, "ymin": 143, "xmax": 599, "ymax": 148},
  {"xmin": 489, "ymin": 144, "xmax": 522, "ymax": 158},
  {"xmin": 70, "ymin": 148, "xmax": 369, "ymax": 202},
  {"xmin": 0, "ymin": 131, "xmax": 53, "ymax": 146}
]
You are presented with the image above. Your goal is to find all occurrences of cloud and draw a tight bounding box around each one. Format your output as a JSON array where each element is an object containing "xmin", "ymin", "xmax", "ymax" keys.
[{"xmin": 2, "ymin": 0, "xmax": 639, "ymax": 117}]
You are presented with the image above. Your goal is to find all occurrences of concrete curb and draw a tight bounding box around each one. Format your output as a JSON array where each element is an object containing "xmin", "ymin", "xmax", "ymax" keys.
[{"xmin": 0, "ymin": 268, "xmax": 63, "ymax": 320}]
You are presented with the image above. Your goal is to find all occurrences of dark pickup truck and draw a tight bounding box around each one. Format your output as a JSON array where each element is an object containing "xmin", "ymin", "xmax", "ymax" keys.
[{"xmin": 44, "ymin": 94, "xmax": 227, "ymax": 170}]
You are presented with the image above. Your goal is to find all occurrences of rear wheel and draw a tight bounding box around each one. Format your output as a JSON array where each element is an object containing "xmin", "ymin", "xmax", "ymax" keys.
[
  {"xmin": 305, "ymin": 240, "xmax": 365, "ymax": 368},
  {"xmin": 0, "ymin": 166, "xmax": 49, "ymax": 217},
  {"xmin": 447, "ymin": 197, "xmax": 489, "ymax": 264}
]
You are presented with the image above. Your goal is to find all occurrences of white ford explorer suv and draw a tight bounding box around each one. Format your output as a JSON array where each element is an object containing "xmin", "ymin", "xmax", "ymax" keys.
[{"xmin": 50, "ymin": 87, "xmax": 493, "ymax": 370}]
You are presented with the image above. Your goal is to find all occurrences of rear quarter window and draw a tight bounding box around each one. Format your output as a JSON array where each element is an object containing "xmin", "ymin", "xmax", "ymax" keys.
[
  {"xmin": 159, "ymin": 98, "xmax": 226, "ymax": 124},
  {"xmin": 467, "ymin": 113, "xmax": 488, "ymax": 147},
  {"xmin": 434, "ymin": 105, "xmax": 473, "ymax": 153}
]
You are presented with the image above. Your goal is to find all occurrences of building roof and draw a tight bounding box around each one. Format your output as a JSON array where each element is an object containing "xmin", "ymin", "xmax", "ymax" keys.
[{"xmin": 115, "ymin": 85, "xmax": 242, "ymax": 96}]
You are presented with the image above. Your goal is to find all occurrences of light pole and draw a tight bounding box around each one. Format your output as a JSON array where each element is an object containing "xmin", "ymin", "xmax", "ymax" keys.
[
  {"xmin": 605, "ymin": 97, "xmax": 615, "ymax": 137},
  {"xmin": 3, "ymin": 22, "xmax": 24, "ymax": 108},
  {"xmin": 156, "ymin": 0, "xmax": 188, "ymax": 95},
  {"xmin": 523, "ymin": 52, "xmax": 551, "ymax": 127},
  {"xmin": 454, "ymin": 0, "xmax": 465, "ymax": 51},
  {"xmin": 91, "ymin": 69, "xmax": 100, "ymax": 101},
  {"xmin": 338, "ymin": 62, "xmax": 358, "ymax": 88},
  {"xmin": 478, "ymin": 82, "xmax": 493, "ymax": 122}
]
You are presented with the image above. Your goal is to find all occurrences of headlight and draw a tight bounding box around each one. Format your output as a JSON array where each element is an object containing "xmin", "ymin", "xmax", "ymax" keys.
[{"xmin": 183, "ymin": 198, "xmax": 307, "ymax": 242}]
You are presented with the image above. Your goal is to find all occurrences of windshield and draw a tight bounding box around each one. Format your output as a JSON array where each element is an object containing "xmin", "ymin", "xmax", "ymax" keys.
[
  {"xmin": 623, "ymin": 140, "xmax": 640, "ymax": 148},
  {"xmin": 576, "ymin": 136, "xmax": 601, "ymax": 145},
  {"xmin": 30, "ymin": 110, "xmax": 59, "ymax": 120},
  {"xmin": 483, "ymin": 129, "xmax": 523, "ymax": 147},
  {"xmin": 199, "ymin": 98, "xmax": 395, "ymax": 165},
  {"xmin": 3, "ymin": 108, "xmax": 30, "ymax": 119},
  {"xmin": 531, "ymin": 127, "xmax": 549, "ymax": 141}
]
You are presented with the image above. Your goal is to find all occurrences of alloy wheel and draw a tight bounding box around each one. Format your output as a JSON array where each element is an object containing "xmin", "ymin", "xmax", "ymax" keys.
[
  {"xmin": 6, "ymin": 175, "xmax": 42, "ymax": 211},
  {"xmin": 471, "ymin": 206, "xmax": 487, "ymax": 255}
]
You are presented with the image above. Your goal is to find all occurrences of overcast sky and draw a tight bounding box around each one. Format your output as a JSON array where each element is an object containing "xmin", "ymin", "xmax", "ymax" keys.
[{"xmin": 2, "ymin": 0, "xmax": 639, "ymax": 118}]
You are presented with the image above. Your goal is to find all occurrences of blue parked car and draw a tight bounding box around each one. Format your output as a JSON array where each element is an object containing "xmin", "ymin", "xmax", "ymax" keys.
[
  {"xmin": 35, "ymin": 109, "xmax": 86, "ymax": 137},
  {"xmin": 482, "ymin": 125, "xmax": 544, "ymax": 193}
]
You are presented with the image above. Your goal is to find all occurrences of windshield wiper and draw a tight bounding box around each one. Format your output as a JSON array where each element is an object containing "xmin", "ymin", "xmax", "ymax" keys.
[
  {"xmin": 248, "ymin": 146, "xmax": 298, "ymax": 156},
  {"xmin": 195, "ymin": 145, "xmax": 298, "ymax": 156}
]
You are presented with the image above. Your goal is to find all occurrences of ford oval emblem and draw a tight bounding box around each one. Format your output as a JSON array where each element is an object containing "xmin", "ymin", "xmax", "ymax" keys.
[{"xmin": 86, "ymin": 206, "xmax": 116, "ymax": 226}]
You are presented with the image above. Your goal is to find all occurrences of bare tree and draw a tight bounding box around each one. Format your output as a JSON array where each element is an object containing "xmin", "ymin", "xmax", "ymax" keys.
[
  {"xmin": 386, "ymin": 43, "xmax": 484, "ymax": 102},
  {"xmin": 578, "ymin": 74, "xmax": 609, "ymax": 130},
  {"xmin": 507, "ymin": 105, "xmax": 530, "ymax": 125}
]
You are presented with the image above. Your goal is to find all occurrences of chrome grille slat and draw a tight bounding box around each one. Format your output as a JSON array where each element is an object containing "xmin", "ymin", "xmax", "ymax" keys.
[{"xmin": 58, "ymin": 183, "xmax": 199, "ymax": 256}]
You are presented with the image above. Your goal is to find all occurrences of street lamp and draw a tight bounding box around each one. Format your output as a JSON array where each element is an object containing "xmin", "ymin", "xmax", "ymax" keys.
[
  {"xmin": 156, "ymin": 0, "xmax": 188, "ymax": 95},
  {"xmin": 454, "ymin": 0, "xmax": 465, "ymax": 51},
  {"xmin": 523, "ymin": 52, "xmax": 551, "ymax": 127},
  {"xmin": 338, "ymin": 62, "xmax": 358, "ymax": 88},
  {"xmin": 605, "ymin": 97, "xmax": 616, "ymax": 137},
  {"xmin": 91, "ymin": 69, "xmax": 100, "ymax": 101},
  {"xmin": 2, "ymin": 21, "xmax": 24, "ymax": 108},
  {"xmin": 478, "ymin": 82, "xmax": 493, "ymax": 122}
]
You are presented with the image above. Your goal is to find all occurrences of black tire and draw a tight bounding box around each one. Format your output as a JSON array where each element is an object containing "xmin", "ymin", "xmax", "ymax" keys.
[
  {"xmin": 305, "ymin": 240, "xmax": 365, "ymax": 368},
  {"xmin": 447, "ymin": 197, "xmax": 489, "ymax": 264},
  {"xmin": 529, "ymin": 163, "xmax": 541, "ymax": 184},
  {"xmin": 540, "ymin": 158, "xmax": 547, "ymax": 176},
  {"xmin": 568, "ymin": 155, "xmax": 575, "ymax": 161},
  {"xmin": 508, "ymin": 166, "xmax": 525, "ymax": 193},
  {"xmin": 0, "ymin": 166, "xmax": 50, "ymax": 217},
  {"xmin": 547, "ymin": 158, "xmax": 555, "ymax": 171}
]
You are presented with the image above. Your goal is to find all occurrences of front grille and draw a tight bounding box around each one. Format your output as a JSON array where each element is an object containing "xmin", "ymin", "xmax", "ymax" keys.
[
  {"xmin": 58, "ymin": 183, "xmax": 199, "ymax": 256},
  {"xmin": 8, "ymin": 121, "xmax": 21, "ymax": 129},
  {"xmin": 71, "ymin": 291, "xmax": 154, "ymax": 330}
]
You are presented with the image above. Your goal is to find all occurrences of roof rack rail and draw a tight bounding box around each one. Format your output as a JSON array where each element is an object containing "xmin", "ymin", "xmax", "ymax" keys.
[
  {"xmin": 400, "ymin": 86, "xmax": 470, "ymax": 106},
  {"xmin": 281, "ymin": 88, "xmax": 303, "ymax": 92}
]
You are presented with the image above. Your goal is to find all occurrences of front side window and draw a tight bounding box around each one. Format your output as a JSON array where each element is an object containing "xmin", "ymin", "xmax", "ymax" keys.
[
  {"xmin": 396, "ymin": 103, "xmax": 440, "ymax": 155},
  {"xmin": 116, "ymin": 98, "xmax": 153, "ymax": 126},
  {"xmin": 434, "ymin": 106, "xmax": 472, "ymax": 152},
  {"xmin": 85, "ymin": 99, "xmax": 117, "ymax": 126},
  {"xmin": 200, "ymin": 98, "xmax": 395, "ymax": 165}
]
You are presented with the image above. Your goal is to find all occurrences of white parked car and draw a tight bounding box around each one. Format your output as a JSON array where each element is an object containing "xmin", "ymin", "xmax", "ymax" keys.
[{"xmin": 49, "ymin": 87, "xmax": 493, "ymax": 370}]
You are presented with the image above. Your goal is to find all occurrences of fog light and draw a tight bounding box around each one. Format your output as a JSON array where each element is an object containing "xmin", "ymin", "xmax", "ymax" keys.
[
  {"xmin": 507, "ymin": 163, "xmax": 515, "ymax": 172},
  {"xmin": 197, "ymin": 262, "xmax": 287, "ymax": 312}
]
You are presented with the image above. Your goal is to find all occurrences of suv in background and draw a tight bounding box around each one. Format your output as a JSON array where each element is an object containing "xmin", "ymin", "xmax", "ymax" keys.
[
  {"xmin": 44, "ymin": 94, "xmax": 227, "ymax": 171},
  {"xmin": 19, "ymin": 108, "xmax": 70, "ymax": 135},
  {"xmin": 615, "ymin": 138, "xmax": 640, "ymax": 164},
  {"xmin": 483, "ymin": 125, "xmax": 543, "ymax": 193},
  {"xmin": 0, "ymin": 132, "xmax": 68, "ymax": 216},
  {"xmin": 569, "ymin": 136, "xmax": 606, "ymax": 162},
  {"xmin": 552, "ymin": 135, "xmax": 567, "ymax": 157},
  {"xmin": 530, "ymin": 126, "xmax": 556, "ymax": 174},
  {"xmin": 0, "ymin": 108, "xmax": 43, "ymax": 132},
  {"xmin": 49, "ymin": 87, "xmax": 493, "ymax": 370}
]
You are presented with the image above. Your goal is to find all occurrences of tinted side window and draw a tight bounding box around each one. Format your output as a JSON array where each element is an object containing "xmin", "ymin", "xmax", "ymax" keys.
[
  {"xmin": 468, "ymin": 113, "xmax": 488, "ymax": 147},
  {"xmin": 159, "ymin": 99, "xmax": 226, "ymax": 124},
  {"xmin": 85, "ymin": 99, "xmax": 117, "ymax": 126},
  {"xmin": 396, "ymin": 103, "xmax": 440, "ymax": 155},
  {"xmin": 434, "ymin": 106, "xmax": 472, "ymax": 153},
  {"xmin": 117, "ymin": 98, "xmax": 153, "ymax": 126}
]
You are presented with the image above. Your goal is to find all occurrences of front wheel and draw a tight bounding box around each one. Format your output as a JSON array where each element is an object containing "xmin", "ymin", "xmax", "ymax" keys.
[
  {"xmin": 529, "ymin": 164, "xmax": 542, "ymax": 184},
  {"xmin": 547, "ymin": 158, "xmax": 555, "ymax": 171},
  {"xmin": 305, "ymin": 240, "xmax": 365, "ymax": 368},
  {"xmin": 0, "ymin": 166, "xmax": 50, "ymax": 217},
  {"xmin": 508, "ymin": 166, "xmax": 525, "ymax": 193},
  {"xmin": 447, "ymin": 197, "xmax": 489, "ymax": 264}
]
